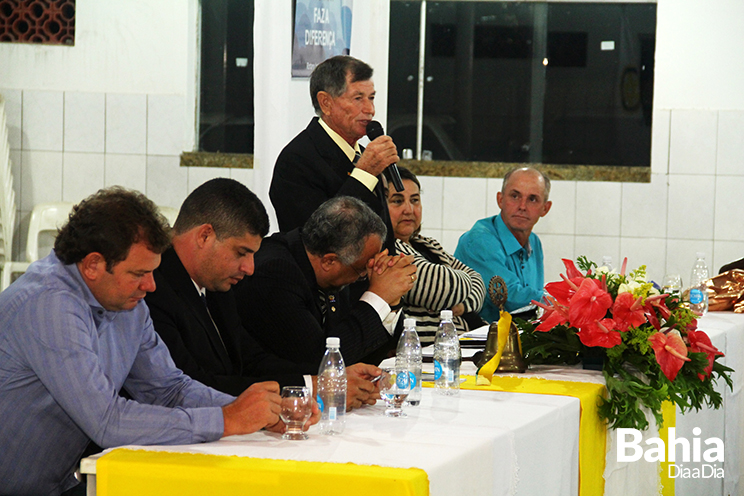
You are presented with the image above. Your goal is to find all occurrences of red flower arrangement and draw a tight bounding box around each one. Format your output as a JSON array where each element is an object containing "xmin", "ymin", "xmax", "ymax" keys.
[{"xmin": 520, "ymin": 256, "xmax": 733, "ymax": 430}]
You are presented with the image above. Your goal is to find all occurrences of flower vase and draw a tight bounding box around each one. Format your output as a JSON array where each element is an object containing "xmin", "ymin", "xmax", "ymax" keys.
[{"xmin": 581, "ymin": 346, "xmax": 606, "ymax": 371}]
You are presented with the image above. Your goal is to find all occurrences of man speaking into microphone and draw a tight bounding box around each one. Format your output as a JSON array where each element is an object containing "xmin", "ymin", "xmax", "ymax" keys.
[{"xmin": 270, "ymin": 55, "xmax": 399, "ymax": 254}]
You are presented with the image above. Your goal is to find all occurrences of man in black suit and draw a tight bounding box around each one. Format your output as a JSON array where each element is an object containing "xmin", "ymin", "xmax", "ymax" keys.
[
  {"xmin": 145, "ymin": 178, "xmax": 381, "ymax": 409},
  {"xmin": 233, "ymin": 197, "xmax": 416, "ymax": 368},
  {"xmin": 270, "ymin": 55, "xmax": 399, "ymax": 253}
]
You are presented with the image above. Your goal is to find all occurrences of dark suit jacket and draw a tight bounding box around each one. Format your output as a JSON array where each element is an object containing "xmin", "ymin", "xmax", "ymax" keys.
[
  {"xmin": 269, "ymin": 117, "xmax": 396, "ymax": 254},
  {"xmin": 144, "ymin": 248, "xmax": 312, "ymax": 396},
  {"xmin": 232, "ymin": 230, "xmax": 398, "ymax": 367}
]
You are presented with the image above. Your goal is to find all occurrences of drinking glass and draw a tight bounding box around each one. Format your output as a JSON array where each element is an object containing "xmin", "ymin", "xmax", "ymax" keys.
[
  {"xmin": 379, "ymin": 367, "xmax": 411, "ymax": 418},
  {"xmin": 279, "ymin": 386, "xmax": 312, "ymax": 440},
  {"xmin": 661, "ymin": 273, "xmax": 682, "ymax": 298}
]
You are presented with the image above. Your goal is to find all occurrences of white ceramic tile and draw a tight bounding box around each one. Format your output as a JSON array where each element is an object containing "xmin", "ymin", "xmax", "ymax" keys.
[
  {"xmin": 620, "ymin": 173, "xmax": 668, "ymax": 238},
  {"xmin": 713, "ymin": 240, "xmax": 744, "ymax": 275},
  {"xmin": 64, "ymin": 92, "xmax": 105, "ymax": 153},
  {"xmin": 442, "ymin": 177, "xmax": 487, "ymax": 231},
  {"xmin": 147, "ymin": 95, "xmax": 186, "ymax": 156},
  {"xmin": 619, "ymin": 237, "xmax": 667, "ymax": 285},
  {"xmin": 20, "ymin": 151, "xmax": 63, "ymax": 211},
  {"xmin": 666, "ymin": 174, "xmax": 715, "ymax": 240},
  {"xmin": 146, "ymin": 155, "xmax": 188, "ymax": 209},
  {"xmin": 229, "ymin": 167, "xmax": 255, "ymax": 189},
  {"xmin": 714, "ymin": 176, "xmax": 744, "ymax": 242},
  {"xmin": 1, "ymin": 88, "xmax": 23, "ymax": 150},
  {"xmin": 666, "ymin": 239, "xmax": 714, "ymax": 287},
  {"xmin": 187, "ymin": 168, "xmax": 228, "ymax": 195},
  {"xmin": 441, "ymin": 229, "xmax": 467, "ymax": 255},
  {"xmin": 22, "ymin": 90, "xmax": 63, "ymax": 152},
  {"xmin": 716, "ymin": 110, "xmax": 744, "ymax": 176},
  {"xmin": 537, "ymin": 233, "xmax": 575, "ymax": 283},
  {"xmin": 486, "ymin": 177, "xmax": 503, "ymax": 216},
  {"xmin": 650, "ymin": 109, "xmax": 670, "ymax": 175},
  {"xmin": 62, "ymin": 153, "xmax": 105, "ymax": 204},
  {"xmin": 533, "ymin": 180, "xmax": 576, "ymax": 236},
  {"xmin": 104, "ymin": 154, "xmax": 147, "ymax": 193},
  {"xmin": 417, "ymin": 175, "xmax": 443, "ymax": 229},
  {"xmin": 574, "ymin": 236, "xmax": 621, "ymax": 270},
  {"xmin": 668, "ymin": 109, "xmax": 717, "ymax": 175},
  {"xmin": 106, "ymin": 94, "xmax": 147, "ymax": 154},
  {"xmin": 574, "ymin": 181, "xmax": 621, "ymax": 236}
]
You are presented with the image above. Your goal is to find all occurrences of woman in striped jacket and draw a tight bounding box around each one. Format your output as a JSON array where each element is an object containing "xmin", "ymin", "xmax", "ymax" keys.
[{"xmin": 386, "ymin": 166, "xmax": 486, "ymax": 343}]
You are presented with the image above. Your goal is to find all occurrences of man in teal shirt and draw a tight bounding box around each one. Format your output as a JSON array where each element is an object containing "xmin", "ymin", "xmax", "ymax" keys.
[{"xmin": 455, "ymin": 167, "xmax": 552, "ymax": 323}]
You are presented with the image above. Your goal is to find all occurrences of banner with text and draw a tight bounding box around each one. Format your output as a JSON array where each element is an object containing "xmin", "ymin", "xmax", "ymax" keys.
[{"xmin": 292, "ymin": 0, "xmax": 352, "ymax": 77}]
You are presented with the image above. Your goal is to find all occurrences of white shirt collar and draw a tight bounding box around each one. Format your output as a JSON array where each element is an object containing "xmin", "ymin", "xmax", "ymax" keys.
[{"xmin": 318, "ymin": 117, "xmax": 362, "ymax": 162}]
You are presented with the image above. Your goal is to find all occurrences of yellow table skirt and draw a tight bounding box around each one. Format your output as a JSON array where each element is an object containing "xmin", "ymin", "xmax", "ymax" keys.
[
  {"xmin": 442, "ymin": 375, "xmax": 608, "ymax": 496},
  {"xmin": 97, "ymin": 449, "xmax": 429, "ymax": 496}
]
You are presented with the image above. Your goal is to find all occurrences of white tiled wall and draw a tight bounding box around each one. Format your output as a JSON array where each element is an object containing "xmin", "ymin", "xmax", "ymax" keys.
[
  {"xmin": 0, "ymin": 89, "xmax": 254, "ymax": 262},
  {"xmin": 419, "ymin": 110, "xmax": 744, "ymax": 288},
  {"xmin": 2, "ymin": 87, "xmax": 742, "ymax": 287}
]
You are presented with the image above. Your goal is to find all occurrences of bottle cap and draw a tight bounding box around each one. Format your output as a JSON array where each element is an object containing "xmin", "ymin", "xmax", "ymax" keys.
[
  {"xmin": 440, "ymin": 309, "xmax": 453, "ymax": 320},
  {"xmin": 326, "ymin": 337, "xmax": 340, "ymax": 348},
  {"xmin": 696, "ymin": 251, "xmax": 705, "ymax": 259},
  {"xmin": 404, "ymin": 318, "xmax": 416, "ymax": 328}
]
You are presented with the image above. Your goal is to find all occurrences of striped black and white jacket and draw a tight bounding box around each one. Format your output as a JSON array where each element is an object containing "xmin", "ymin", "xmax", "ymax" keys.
[{"xmin": 396, "ymin": 235, "xmax": 486, "ymax": 343}]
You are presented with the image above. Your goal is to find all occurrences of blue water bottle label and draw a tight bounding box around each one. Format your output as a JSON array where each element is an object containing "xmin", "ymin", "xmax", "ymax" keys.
[
  {"xmin": 434, "ymin": 360, "xmax": 443, "ymax": 380},
  {"xmin": 316, "ymin": 394, "xmax": 324, "ymax": 413},
  {"xmin": 407, "ymin": 371, "xmax": 417, "ymax": 388},
  {"xmin": 690, "ymin": 288, "xmax": 703, "ymax": 304},
  {"xmin": 396, "ymin": 372, "xmax": 409, "ymax": 389},
  {"xmin": 329, "ymin": 406, "xmax": 337, "ymax": 421}
]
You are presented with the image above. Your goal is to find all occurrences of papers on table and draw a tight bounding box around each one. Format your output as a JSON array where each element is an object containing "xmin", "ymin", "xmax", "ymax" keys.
[{"xmin": 459, "ymin": 324, "xmax": 489, "ymax": 340}]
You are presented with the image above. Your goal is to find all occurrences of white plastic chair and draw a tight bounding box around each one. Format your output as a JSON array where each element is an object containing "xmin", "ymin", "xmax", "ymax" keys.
[
  {"xmin": 1, "ymin": 202, "xmax": 74, "ymax": 290},
  {"xmin": 0, "ymin": 94, "xmax": 19, "ymax": 290}
]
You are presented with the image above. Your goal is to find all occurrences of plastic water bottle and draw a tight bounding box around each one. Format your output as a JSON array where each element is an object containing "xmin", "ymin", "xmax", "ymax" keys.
[
  {"xmin": 689, "ymin": 252, "xmax": 709, "ymax": 316},
  {"xmin": 433, "ymin": 310, "xmax": 461, "ymax": 395},
  {"xmin": 396, "ymin": 318, "xmax": 422, "ymax": 406},
  {"xmin": 317, "ymin": 337, "xmax": 346, "ymax": 435},
  {"xmin": 601, "ymin": 255, "xmax": 613, "ymax": 272}
]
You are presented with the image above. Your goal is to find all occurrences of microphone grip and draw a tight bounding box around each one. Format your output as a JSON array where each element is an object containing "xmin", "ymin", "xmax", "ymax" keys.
[{"xmin": 386, "ymin": 164, "xmax": 405, "ymax": 192}]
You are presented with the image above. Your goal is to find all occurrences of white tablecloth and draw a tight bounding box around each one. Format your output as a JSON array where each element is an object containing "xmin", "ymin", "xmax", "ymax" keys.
[
  {"xmin": 82, "ymin": 312, "xmax": 744, "ymax": 496},
  {"xmin": 83, "ymin": 388, "xmax": 579, "ymax": 496}
]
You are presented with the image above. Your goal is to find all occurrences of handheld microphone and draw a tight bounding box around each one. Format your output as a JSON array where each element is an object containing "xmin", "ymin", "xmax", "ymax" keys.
[{"xmin": 365, "ymin": 120, "xmax": 405, "ymax": 192}]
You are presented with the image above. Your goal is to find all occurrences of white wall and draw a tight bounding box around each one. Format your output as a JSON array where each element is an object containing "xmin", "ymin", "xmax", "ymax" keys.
[
  {"xmin": 1, "ymin": 0, "xmax": 743, "ymax": 289},
  {"xmin": 253, "ymin": 0, "xmax": 390, "ymax": 229},
  {"xmin": 0, "ymin": 0, "xmax": 211, "ymax": 260}
]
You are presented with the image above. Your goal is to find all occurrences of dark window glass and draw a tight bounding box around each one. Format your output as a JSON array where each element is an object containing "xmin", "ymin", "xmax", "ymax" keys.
[
  {"xmin": 388, "ymin": 1, "xmax": 656, "ymax": 166},
  {"xmin": 199, "ymin": 0, "xmax": 254, "ymax": 153}
]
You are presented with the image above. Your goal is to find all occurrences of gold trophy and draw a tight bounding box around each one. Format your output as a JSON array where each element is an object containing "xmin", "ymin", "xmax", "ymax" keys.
[{"xmin": 475, "ymin": 276, "xmax": 527, "ymax": 373}]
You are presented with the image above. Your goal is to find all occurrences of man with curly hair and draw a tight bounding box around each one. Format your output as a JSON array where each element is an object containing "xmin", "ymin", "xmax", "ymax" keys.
[{"xmin": 0, "ymin": 187, "xmax": 304, "ymax": 496}]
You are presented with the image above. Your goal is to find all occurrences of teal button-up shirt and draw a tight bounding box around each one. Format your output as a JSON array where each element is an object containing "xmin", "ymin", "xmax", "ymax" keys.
[{"xmin": 455, "ymin": 214, "xmax": 545, "ymax": 323}]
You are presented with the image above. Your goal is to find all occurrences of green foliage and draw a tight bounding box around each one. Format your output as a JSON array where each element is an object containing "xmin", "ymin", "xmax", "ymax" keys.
[
  {"xmin": 519, "ymin": 320, "xmax": 734, "ymax": 430},
  {"xmin": 576, "ymin": 255, "xmax": 596, "ymax": 273},
  {"xmin": 524, "ymin": 256, "xmax": 735, "ymax": 430},
  {"xmin": 519, "ymin": 319, "xmax": 581, "ymax": 366}
]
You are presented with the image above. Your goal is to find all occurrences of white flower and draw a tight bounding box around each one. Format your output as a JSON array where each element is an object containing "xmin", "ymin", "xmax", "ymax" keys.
[{"xmin": 618, "ymin": 280, "xmax": 642, "ymax": 295}]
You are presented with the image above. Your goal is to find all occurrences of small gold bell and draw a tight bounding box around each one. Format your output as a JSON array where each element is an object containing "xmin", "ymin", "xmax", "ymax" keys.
[
  {"xmin": 497, "ymin": 322, "xmax": 526, "ymax": 373},
  {"xmin": 475, "ymin": 275, "xmax": 527, "ymax": 373},
  {"xmin": 475, "ymin": 321, "xmax": 500, "ymax": 369}
]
